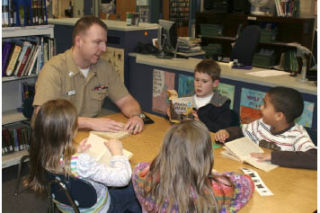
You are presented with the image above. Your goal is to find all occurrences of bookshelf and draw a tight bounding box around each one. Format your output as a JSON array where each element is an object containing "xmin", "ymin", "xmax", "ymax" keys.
[
  {"xmin": 2, "ymin": 25, "xmax": 54, "ymax": 169},
  {"xmin": 196, "ymin": 12, "xmax": 315, "ymax": 69}
]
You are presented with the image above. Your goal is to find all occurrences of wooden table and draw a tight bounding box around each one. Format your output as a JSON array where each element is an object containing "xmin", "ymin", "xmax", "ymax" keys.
[{"xmin": 75, "ymin": 113, "xmax": 317, "ymax": 213}]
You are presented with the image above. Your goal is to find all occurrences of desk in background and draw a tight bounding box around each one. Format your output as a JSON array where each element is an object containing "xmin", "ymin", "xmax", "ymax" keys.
[{"xmin": 75, "ymin": 113, "xmax": 317, "ymax": 213}]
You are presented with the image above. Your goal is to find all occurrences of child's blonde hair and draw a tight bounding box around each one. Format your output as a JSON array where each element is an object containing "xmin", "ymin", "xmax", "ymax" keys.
[
  {"xmin": 142, "ymin": 120, "xmax": 221, "ymax": 212},
  {"xmin": 194, "ymin": 59, "xmax": 221, "ymax": 82},
  {"xmin": 26, "ymin": 99, "xmax": 78, "ymax": 192}
]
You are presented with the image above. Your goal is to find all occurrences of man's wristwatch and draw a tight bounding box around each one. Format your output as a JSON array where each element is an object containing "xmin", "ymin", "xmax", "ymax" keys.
[{"xmin": 133, "ymin": 113, "xmax": 146, "ymax": 120}]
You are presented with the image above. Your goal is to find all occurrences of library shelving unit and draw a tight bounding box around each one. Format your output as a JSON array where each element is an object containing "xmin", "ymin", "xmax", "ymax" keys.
[
  {"xmin": 2, "ymin": 25, "xmax": 54, "ymax": 169},
  {"xmin": 196, "ymin": 11, "xmax": 315, "ymax": 68}
]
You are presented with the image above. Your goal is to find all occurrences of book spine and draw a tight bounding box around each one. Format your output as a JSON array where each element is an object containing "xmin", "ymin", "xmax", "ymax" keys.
[
  {"xmin": 2, "ymin": 42, "xmax": 12, "ymax": 75},
  {"xmin": 3, "ymin": 0, "xmax": 9, "ymax": 27},
  {"xmin": 28, "ymin": 45, "xmax": 40, "ymax": 75},
  {"xmin": 16, "ymin": 46, "xmax": 32, "ymax": 77},
  {"xmin": 6, "ymin": 44, "xmax": 22, "ymax": 76}
]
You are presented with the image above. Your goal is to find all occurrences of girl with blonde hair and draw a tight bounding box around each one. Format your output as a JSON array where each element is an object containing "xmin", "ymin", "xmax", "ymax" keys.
[
  {"xmin": 26, "ymin": 99, "xmax": 139, "ymax": 212},
  {"xmin": 132, "ymin": 120, "xmax": 254, "ymax": 212}
]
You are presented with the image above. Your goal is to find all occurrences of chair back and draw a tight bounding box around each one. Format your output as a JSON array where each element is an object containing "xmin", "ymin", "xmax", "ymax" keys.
[
  {"xmin": 48, "ymin": 172, "xmax": 97, "ymax": 212},
  {"xmin": 305, "ymin": 127, "xmax": 317, "ymax": 145},
  {"xmin": 231, "ymin": 25, "xmax": 261, "ymax": 66}
]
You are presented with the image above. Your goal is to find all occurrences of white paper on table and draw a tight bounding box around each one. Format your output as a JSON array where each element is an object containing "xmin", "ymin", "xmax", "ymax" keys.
[{"xmin": 246, "ymin": 70, "xmax": 290, "ymax": 77}]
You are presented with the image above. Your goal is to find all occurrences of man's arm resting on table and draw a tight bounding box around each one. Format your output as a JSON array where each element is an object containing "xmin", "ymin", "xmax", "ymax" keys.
[{"xmin": 115, "ymin": 94, "xmax": 144, "ymax": 134}]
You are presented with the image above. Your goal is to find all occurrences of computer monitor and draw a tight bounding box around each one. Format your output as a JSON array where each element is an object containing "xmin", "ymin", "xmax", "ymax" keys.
[{"xmin": 157, "ymin": 19, "xmax": 177, "ymax": 58}]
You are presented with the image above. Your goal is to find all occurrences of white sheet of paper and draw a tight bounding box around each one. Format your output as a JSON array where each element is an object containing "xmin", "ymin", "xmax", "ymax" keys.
[{"xmin": 246, "ymin": 70, "xmax": 289, "ymax": 77}]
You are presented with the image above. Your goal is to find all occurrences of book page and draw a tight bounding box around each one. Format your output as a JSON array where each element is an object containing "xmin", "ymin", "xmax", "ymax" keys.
[
  {"xmin": 243, "ymin": 157, "xmax": 278, "ymax": 172},
  {"xmin": 90, "ymin": 130, "xmax": 130, "ymax": 140},
  {"xmin": 225, "ymin": 137, "xmax": 264, "ymax": 161},
  {"xmin": 224, "ymin": 137, "xmax": 278, "ymax": 172},
  {"xmin": 85, "ymin": 132, "xmax": 133, "ymax": 166}
]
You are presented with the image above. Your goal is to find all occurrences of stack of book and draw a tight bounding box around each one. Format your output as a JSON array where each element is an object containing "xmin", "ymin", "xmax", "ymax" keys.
[
  {"xmin": 2, "ymin": 36, "xmax": 55, "ymax": 78},
  {"xmin": 2, "ymin": 0, "xmax": 48, "ymax": 27},
  {"xmin": 176, "ymin": 37, "xmax": 205, "ymax": 57},
  {"xmin": 274, "ymin": 0, "xmax": 300, "ymax": 17},
  {"xmin": 2, "ymin": 122, "xmax": 31, "ymax": 155}
]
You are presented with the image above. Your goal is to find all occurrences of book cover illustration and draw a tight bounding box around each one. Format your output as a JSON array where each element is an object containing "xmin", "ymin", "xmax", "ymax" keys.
[{"xmin": 167, "ymin": 89, "xmax": 194, "ymax": 123}]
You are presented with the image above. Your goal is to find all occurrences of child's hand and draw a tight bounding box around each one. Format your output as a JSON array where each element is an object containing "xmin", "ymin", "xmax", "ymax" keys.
[
  {"xmin": 104, "ymin": 139, "xmax": 123, "ymax": 156},
  {"xmin": 214, "ymin": 130, "xmax": 229, "ymax": 143},
  {"xmin": 250, "ymin": 153, "xmax": 271, "ymax": 161},
  {"xmin": 192, "ymin": 109, "xmax": 199, "ymax": 121},
  {"xmin": 77, "ymin": 138, "xmax": 91, "ymax": 153}
]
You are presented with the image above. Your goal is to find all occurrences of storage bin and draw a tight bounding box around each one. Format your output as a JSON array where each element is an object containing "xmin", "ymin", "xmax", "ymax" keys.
[{"xmin": 200, "ymin": 24, "xmax": 223, "ymax": 37}]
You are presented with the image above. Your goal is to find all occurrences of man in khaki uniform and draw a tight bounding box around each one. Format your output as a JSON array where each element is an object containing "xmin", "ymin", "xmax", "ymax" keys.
[{"xmin": 33, "ymin": 16, "xmax": 144, "ymax": 134}]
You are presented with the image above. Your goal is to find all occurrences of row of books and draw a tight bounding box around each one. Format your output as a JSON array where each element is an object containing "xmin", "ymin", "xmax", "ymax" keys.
[
  {"xmin": 274, "ymin": 0, "xmax": 300, "ymax": 17},
  {"xmin": 2, "ymin": 0, "xmax": 48, "ymax": 27},
  {"xmin": 2, "ymin": 36, "xmax": 55, "ymax": 78},
  {"xmin": 2, "ymin": 122, "xmax": 31, "ymax": 155}
]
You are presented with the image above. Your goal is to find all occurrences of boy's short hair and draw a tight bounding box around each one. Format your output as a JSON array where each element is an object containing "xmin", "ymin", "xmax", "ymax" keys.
[
  {"xmin": 72, "ymin": 16, "xmax": 108, "ymax": 45},
  {"xmin": 194, "ymin": 59, "xmax": 221, "ymax": 81},
  {"xmin": 267, "ymin": 87, "xmax": 304, "ymax": 123}
]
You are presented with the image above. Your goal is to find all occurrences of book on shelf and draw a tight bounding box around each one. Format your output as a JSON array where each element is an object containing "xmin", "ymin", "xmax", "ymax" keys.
[
  {"xmin": 6, "ymin": 43, "xmax": 22, "ymax": 76},
  {"xmin": 2, "ymin": 123, "xmax": 31, "ymax": 156},
  {"xmin": 21, "ymin": 43, "xmax": 36, "ymax": 76},
  {"xmin": 3, "ymin": 0, "xmax": 48, "ymax": 27},
  {"xmin": 26, "ymin": 44, "xmax": 41, "ymax": 76},
  {"xmin": 85, "ymin": 132, "xmax": 133, "ymax": 166},
  {"xmin": 2, "ymin": 0, "xmax": 9, "ymax": 27},
  {"xmin": 15, "ymin": 41, "xmax": 33, "ymax": 76},
  {"xmin": 2, "ymin": 42, "xmax": 13, "ymax": 76},
  {"xmin": 167, "ymin": 89, "xmax": 194, "ymax": 123},
  {"xmin": 221, "ymin": 137, "xmax": 278, "ymax": 172}
]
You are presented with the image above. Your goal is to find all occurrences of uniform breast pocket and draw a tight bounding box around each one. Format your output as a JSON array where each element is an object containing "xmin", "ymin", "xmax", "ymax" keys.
[{"xmin": 91, "ymin": 89, "xmax": 109, "ymax": 102}]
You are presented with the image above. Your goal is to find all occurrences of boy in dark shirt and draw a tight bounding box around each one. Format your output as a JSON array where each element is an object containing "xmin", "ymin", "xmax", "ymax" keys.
[
  {"xmin": 215, "ymin": 87, "xmax": 317, "ymax": 170},
  {"xmin": 192, "ymin": 59, "xmax": 233, "ymax": 132}
]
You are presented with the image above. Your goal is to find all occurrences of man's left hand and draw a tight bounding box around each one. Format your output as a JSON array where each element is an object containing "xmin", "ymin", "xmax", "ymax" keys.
[{"xmin": 125, "ymin": 116, "xmax": 144, "ymax": 135}]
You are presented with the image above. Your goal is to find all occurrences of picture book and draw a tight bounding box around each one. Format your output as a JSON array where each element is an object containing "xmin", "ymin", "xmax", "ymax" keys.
[
  {"xmin": 85, "ymin": 132, "xmax": 132, "ymax": 166},
  {"xmin": 221, "ymin": 137, "xmax": 278, "ymax": 172},
  {"xmin": 167, "ymin": 89, "xmax": 194, "ymax": 123}
]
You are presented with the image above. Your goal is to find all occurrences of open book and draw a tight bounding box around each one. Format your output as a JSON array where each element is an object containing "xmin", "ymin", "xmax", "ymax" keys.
[
  {"xmin": 90, "ymin": 130, "xmax": 130, "ymax": 140},
  {"xmin": 85, "ymin": 132, "xmax": 133, "ymax": 166},
  {"xmin": 221, "ymin": 137, "xmax": 278, "ymax": 172},
  {"xmin": 167, "ymin": 89, "xmax": 194, "ymax": 123}
]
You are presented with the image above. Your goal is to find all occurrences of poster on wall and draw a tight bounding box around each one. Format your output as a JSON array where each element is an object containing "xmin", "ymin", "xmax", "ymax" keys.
[
  {"xmin": 297, "ymin": 101, "xmax": 314, "ymax": 128},
  {"xmin": 152, "ymin": 69, "xmax": 175, "ymax": 115},
  {"xmin": 178, "ymin": 74, "xmax": 194, "ymax": 97},
  {"xmin": 101, "ymin": 47, "xmax": 125, "ymax": 82},
  {"xmin": 240, "ymin": 88, "xmax": 265, "ymax": 124},
  {"xmin": 217, "ymin": 83, "xmax": 235, "ymax": 109}
]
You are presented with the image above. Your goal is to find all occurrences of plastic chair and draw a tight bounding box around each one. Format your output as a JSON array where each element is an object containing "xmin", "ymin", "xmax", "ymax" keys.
[
  {"xmin": 47, "ymin": 172, "xmax": 97, "ymax": 213},
  {"xmin": 231, "ymin": 25, "xmax": 261, "ymax": 66}
]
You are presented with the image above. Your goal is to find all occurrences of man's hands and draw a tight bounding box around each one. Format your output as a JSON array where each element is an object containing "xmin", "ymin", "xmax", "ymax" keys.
[
  {"xmin": 125, "ymin": 115, "xmax": 144, "ymax": 135},
  {"xmin": 214, "ymin": 129, "xmax": 230, "ymax": 143},
  {"xmin": 78, "ymin": 115, "xmax": 144, "ymax": 134},
  {"xmin": 79, "ymin": 117, "xmax": 125, "ymax": 132}
]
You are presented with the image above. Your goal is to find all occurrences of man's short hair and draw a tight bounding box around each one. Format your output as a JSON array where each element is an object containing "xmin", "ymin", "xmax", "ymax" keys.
[
  {"xmin": 72, "ymin": 16, "xmax": 108, "ymax": 45},
  {"xmin": 268, "ymin": 87, "xmax": 304, "ymax": 123},
  {"xmin": 194, "ymin": 59, "xmax": 221, "ymax": 81}
]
